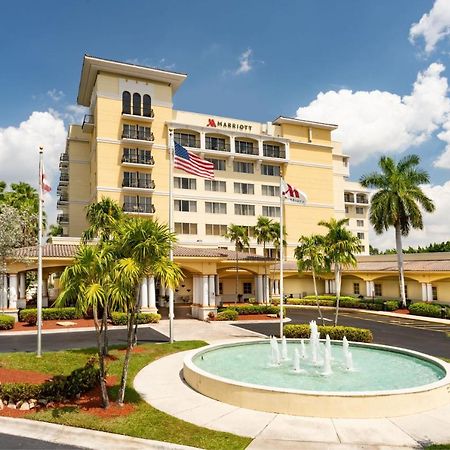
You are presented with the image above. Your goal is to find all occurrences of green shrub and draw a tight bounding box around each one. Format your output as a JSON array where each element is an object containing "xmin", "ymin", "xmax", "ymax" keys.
[
  {"xmin": 284, "ymin": 324, "xmax": 373, "ymax": 343},
  {"xmin": 0, "ymin": 314, "xmax": 15, "ymax": 330},
  {"xmin": 408, "ymin": 302, "xmax": 442, "ymax": 318},
  {"xmin": 0, "ymin": 359, "xmax": 99, "ymax": 403},
  {"xmin": 19, "ymin": 307, "xmax": 82, "ymax": 325},
  {"xmin": 384, "ymin": 300, "xmax": 400, "ymax": 311},
  {"xmin": 220, "ymin": 305, "xmax": 281, "ymax": 315},
  {"xmin": 215, "ymin": 310, "xmax": 238, "ymax": 321},
  {"xmin": 110, "ymin": 312, "xmax": 161, "ymax": 325}
]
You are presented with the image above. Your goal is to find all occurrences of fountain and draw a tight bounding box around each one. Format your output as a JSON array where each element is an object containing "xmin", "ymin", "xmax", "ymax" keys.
[{"xmin": 183, "ymin": 319, "xmax": 450, "ymax": 418}]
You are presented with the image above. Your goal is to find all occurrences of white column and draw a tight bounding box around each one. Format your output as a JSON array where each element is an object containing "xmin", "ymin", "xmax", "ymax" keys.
[
  {"xmin": 229, "ymin": 136, "xmax": 235, "ymax": 153},
  {"xmin": 148, "ymin": 276, "xmax": 156, "ymax": 309},
  {"xmin": 421, "ymin": 282, "xmax": 428, "ymax": 302},
  {"xmin": 202, "ymin": 276, "xmax": 209, "ymax": 307},
  {"xmin": 200, "ymin": 131, "xmax": 206, "ymax": 149},
  {"xmin": 330, "ymin": 280, "xmax": 336, "ymax": 294},
  {"xmin": 19, "ymin": 273, "xmax": 26, "ymax": 300},
  {"xmin": 366, "ymin": 281, "xmax": 372, "ymax": 297},
  {"xmin": 427, "ymin": 283, "xmax": 433, "ymax": 302},
  {"xmin": 1, "ymin": 274, "xmax": 7, "ymax": 309},
  {"xmin": 274, "ymin": 280, "xmax": 280, "ymax": 296},
  {"xmin": 264, "ymin": 276, "xmax": 270, "ymax": 304},
  {"xmin": 42, "ymin": 277, "xmax": 48, "ymax": 307},
  {"xmin": 208, "ymin": 276, "xmax": 215, "ymax": 307},
  {"xmin": 160, "ymin": 284, "xmax": 166, "ymax": 307},
  {"xmin": 258, "ymin": 139, "xmax": 263, "ymax": 157},
  {"xmin": 256, "ymin": 275, "xmax": 263, "ymax": 303},
  {"xmin": 325, "ymin": 280, "xmax": 330, "ymax": 294},
  {"xmin": 140, "ymin": 278, "xmax": 148, "ymax": 308},
  {"xmin": 8, "ymin": 274, "xmax": 18, "ymax": 309}
]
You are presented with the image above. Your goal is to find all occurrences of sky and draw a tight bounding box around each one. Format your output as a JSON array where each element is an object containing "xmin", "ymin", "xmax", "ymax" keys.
[{"xmin": 0, "ymin": 0, "xmax": 450, "ymax": 250}]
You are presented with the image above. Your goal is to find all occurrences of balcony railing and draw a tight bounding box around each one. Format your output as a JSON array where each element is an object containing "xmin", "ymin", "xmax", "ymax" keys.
[
  {"xmin": 57, "ymin": 214, "xmax": 69, "ymax": 224},
  {"xmin": 60, "ymin": 153, "xmax": 69, "ymax": 162},
  {"xmin": 205, "ymin": 142, "xmax": 231, "ymax": 152},
  {"xmin": 122, "ymin": 179, "xmax": 155, "ymax": 189},
  {"xmin": 123, "ymin": 203, "xmax": 155, "ymax": 214},
  {"xmin": 82, "ymin": 114, "xmax": 94, "ymax": 132},
  {"xmin": 356, "ymin": 196, "xmax": 369, "ymax": 204},
  {"xmin": 121, "ymin": 154, "xmax": 155, "ymax": 165},
  {"xmin": 175, "ymin": 139, "xmax": 201, "ymax": 148},
  {"xmin": 235, "ymin": 146, "xmax": 259, "ymax": 156},
  {"xmin": 57, "ymin": 196, "xmax": 69, "ymax": 204},
  {"xmin": 122, "ymin": 130, "xmax": 154, "ymax": 141},
  {"xmin": 122, "ymin": 108, "xmax": 154, "ymax": 118},
  {"xmin": 263, "ymin": 148, "xmax": 286, "ymax": 158},
  {"xmin": 59, "ymin": 175, "xmax": 69, "ymax": 184}
]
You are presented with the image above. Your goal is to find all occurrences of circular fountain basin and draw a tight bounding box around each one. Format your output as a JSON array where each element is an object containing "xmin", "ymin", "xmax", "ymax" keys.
[{"xmin": 183, "ymin": 340, "xmax": 450, "ymax": 418}]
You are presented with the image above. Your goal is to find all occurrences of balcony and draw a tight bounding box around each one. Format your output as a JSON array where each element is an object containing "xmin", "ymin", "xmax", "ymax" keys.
[
  {"xmin": 122, "ymin": 108, "xmax": 154, "ymax": 123},
  {"xmin": 122, "ymin": 129, "xmax": 154, "ymax": 143},
  {"xmin": 263, "ymin": 147, "xmax": 286, "ymax": 159},
  {"xmin": 82, "ymin": 114, "xmax": 94, "ymax": 133},
  {"xmin": 123, "ymin": 203, "xmax": 155, "ymax": 214},
  {"xmin": 57, "ymin": 196, "xmax": 69, "ymax": 207},
  {"xmin": 121, "ymin": 154, "xmax": 155, "ymax": 166},
  {"xmin": 175, "ymin": 139, "xmax": 200, "ymax": 149},
  {"xmin": 59, "ymin": 153, "xmax": 69, "ymax": 169},
  {"xmin": 235, "ymin": 146, "xmax": 259, "ymax": 156},
  {"xmin": 122, "ymin": 179, "xmax": 155, "ymax": 190},
  {"xmin": 59, "ymin": 174, "xmax": 69, "ymax": 185},
  {"xmin": 356, "ymin": 195, "xmax": 369, "ymax": 204},
  {"xmin": 57, "ymin": 214, "xmax": 69, "ymax": 224}
]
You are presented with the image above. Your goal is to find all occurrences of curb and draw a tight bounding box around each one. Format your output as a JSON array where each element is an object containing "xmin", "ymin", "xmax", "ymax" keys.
[{"xmin": 0, "ymin": 416, "xmax": 199, "ymax": 450}]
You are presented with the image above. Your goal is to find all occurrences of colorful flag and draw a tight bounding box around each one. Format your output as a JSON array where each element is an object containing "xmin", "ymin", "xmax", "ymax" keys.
[
  {"xmin": 281, "ymin": 179, "xmax": 307, "ymax": 204},
  {"xmin": 174, "ymin": 142, "xmax": 214, "ymax": 179},
  {"xmin": 41, "ymin": 162, "xmax": 51, "ymax": 193}
]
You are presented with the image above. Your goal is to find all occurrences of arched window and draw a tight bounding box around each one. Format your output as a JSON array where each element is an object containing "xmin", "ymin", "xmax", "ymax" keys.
[
  {"xmin": 143, "ymin": 94, "xmax": 152, "ymax": 117},
  {"xmin": 122, "ymin": 91, "xmax": 131, "ymax": 114},
  {"xmin": 133, "ymin": 93, "xmax": 141, "ymax": 116}
]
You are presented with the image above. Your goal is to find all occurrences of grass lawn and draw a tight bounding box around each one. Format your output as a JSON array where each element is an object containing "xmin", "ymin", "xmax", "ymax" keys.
[{"xmin": 0, "ymin": 341, "xmax": 251, "ymax": 450}]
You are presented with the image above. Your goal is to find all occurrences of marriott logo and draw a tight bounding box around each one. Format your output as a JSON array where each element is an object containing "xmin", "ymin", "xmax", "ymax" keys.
[{"xmin": 207, "ymin": 118, "xmax": 252, "ymax": 132}]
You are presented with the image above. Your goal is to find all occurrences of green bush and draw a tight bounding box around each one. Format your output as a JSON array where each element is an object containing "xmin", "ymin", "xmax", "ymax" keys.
[
  {"xmin": 284, "ymin": 324, "xmax": 373, "ymax": 343},
  {"xmin": 215, "ymin": 310, "xmax": 238, "ymax": 321},
  {"xmin": 408, "ymin": 302, "xmax": 443, "ymax": 318},
  {"xmin": 219, "ymin": 305, "xmax": 281, "ymax": 315},
  {"xmin": 110, "ymin": 312, "xmax": 161, "ymax": 325},
  {"xmin": 0, "ymin": 359, "xmax": 99, "ymax": 403},
  {"xmin": 19, "ymin": 307, "xmax": 82, "ymax": 325},
  {"xmin": 0, "ymin": 314, "xmax": 15, "ymax": 330},
  {"xmin": 384, "ymin": 300, "xmax": 400, "ymax": 311}
]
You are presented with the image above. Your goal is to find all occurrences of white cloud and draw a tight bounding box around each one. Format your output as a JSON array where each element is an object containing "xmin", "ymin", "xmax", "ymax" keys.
[
  {"xmin": 0, "ymin": 111, "xmax": 67, "ymax": 225},
  {"xmin": 409, "ymin": 0, "xmax": 450, "ymax": 53},
  {"xmin": 64, "ymin": 104, "xmax": 89, "ymax": 124},
  {"xmin": 235, "ymin": 49, "xmax": 252, "ymax": 75},
  {"xmin": 47, "ymin": 89, "xmax": 65, "ymax": 102},
  {"xmin": 370, "ymin": 181, "xmax": 450, "ymax": 250},
  {"xmin": 296, "ymin": 63, "xmax": 450, "ymax": 164}
]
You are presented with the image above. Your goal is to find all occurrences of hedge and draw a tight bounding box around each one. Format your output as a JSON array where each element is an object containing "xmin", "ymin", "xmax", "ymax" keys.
[
  {"xmin": 284, "ymin": 324, "xmax": 373, "ymax": 343},
  {"xmin": 110, "ymin": 312, "xmax": 161, "ymax": 325},
  {"xmin": 19, "ymin": 307, "xmax": 82, "ymax": 325},
  {"xmin": 215, "ymin": 310, "xmax": 239, "ymax": 321},
  {"xmin": 408, "ymin": 302, "xmax": 444, "ymax": 318},
  {"xmin": 219, "ymin": 305, "xmax": 282, "ymax": 315},
  {"xmin": 0, "ymin": 359, "xmax": 99, "ymax": 403},
  {"xmin": 0, "ymin": 314, "xmax": 15, "ymax": 330}
]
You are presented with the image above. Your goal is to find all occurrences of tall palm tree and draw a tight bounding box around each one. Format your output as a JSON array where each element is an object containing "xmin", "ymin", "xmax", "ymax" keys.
[
  {"xmin": 319, "ymin": 218, "xmax": 360, "ymax": 325},
  {"xmin": 295, "ymin": 234, "xmax": 328, "ymax": 325},
  {"xmin": 360, "ymin": 155, "xmax": 435, "ymax": 307},
  {"xmin": 225, "ymin": 224, "xmax": 250, "ymax": 303},
  {"xmin": 113, "ymin": 217, "xmax": 183, "ymax": 405},
  {"xmin": 253, "ymin": 216, "xmax": 277, "ymax": 303}
]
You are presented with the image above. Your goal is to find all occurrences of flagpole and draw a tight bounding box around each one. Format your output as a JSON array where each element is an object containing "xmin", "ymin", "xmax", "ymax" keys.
[
  {"xmin": 168, "ymin": 130, "xmax": 174, "ymax": 344},
  {"xmin": 37, "ymin": 147, "xmax": 44, "ymax": 357},
  {"xmin": 279, "ymin": 176, "xmax": 284, "ymax": 338}
]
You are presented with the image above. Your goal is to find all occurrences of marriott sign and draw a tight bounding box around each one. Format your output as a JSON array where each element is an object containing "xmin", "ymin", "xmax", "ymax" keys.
[{"xmin": 207, "ymin": 118, "xmax": 253, "ymax": 132}]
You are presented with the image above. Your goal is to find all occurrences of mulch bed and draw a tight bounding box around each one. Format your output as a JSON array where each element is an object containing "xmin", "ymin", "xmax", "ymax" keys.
[
  {"xmin": 237, "ymin": 314, "xmax": 281, "ymax": 321},
  {"xmin": 8, "ymin": 319, "xmax": 100, "ymax": 332},
  {"xmin": 393, "ymin": 309, "xmax": 410, "ymax": 315},
  {"xmin": 0, "ymin": 368, "xmax": 51, "ymax": 384}
]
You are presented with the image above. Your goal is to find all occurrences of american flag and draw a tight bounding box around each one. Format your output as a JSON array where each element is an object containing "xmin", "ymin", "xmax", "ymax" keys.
[
  {"xmin": 41, "ymin": 162, "xmax": 51, "ymax": 194},
  {"xmin": 174, "ymin": 142, "xmax": 214, "ymax": 179},
  {"xmin": 281, "ymin": 179, "xmax": 307, "ymax": 205}
]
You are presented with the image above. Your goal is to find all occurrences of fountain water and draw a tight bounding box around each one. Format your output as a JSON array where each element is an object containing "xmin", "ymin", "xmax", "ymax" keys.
[
  {"xmin": 281, "ymin": 336, "xmax": 289, "ymax": 361},
  {"xmin": 269, "ymin": 336, "xmax": 280, "ymax": 366},
  {"xmin": 300, "ymin": 339, "xmax": 306, "ymax": 359},
  {"xmin": 293, "ymin": 348, "xmax": 301, "ymax": 372}
]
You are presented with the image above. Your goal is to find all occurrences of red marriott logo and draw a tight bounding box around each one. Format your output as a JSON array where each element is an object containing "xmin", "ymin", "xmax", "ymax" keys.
[
  {"xmin": 206, "ymin": 118, "xmax": 252, "ymax": 132},
  {"xmin": 207, "ymin": 119, "xmax": 217, "ymax": 127}
]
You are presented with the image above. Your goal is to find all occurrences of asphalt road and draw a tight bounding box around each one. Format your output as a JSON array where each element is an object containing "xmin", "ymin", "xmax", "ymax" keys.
[
  {"xmin": 0, "ymin": 327, "xmax": 168, "ymax": 353},
  {"xmin": 0, "ymin": 433, "xmax": 85, "ymax": 449},
  {"xmin": 234, "ymin": 308, "xmax": 450, "ymax": 358}
]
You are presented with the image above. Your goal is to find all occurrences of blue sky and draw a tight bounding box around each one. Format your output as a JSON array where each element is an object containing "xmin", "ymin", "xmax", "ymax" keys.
[{"xmin": 0, "ymin": 0, "xmax": 449, "ymax": 248}]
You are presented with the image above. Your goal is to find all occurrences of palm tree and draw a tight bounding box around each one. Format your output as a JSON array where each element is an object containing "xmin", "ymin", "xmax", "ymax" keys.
[
  {"xmin": 113, "ymin": 217, "xmax": 183, "ymax": 406},
  {"xmin": 319, "ymin": 218, "xmax": 361, "ymax": 325},
  {"xmin": 253, "ymin": 216, "xmax": 278, "ymax": 303},
  {"xmin": 47, "ymin": 224, "xmax": 63, "ymax": 242},
  {"xmin": 360, "ymin": 155, "xmax": 435, "ymax": 307},
  {"xmin": 225, "ymin": 224, "xmax": 250, "ymax": 303},
  {"xmin": 82, "ymin": 197, "xmax": 123, "ymax": 243},
  {"xmin": 295, "ymin": 234, "xmax": 328, "ymax": 325}
]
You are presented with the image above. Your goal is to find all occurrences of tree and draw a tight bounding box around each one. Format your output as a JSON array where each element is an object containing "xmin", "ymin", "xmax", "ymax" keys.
[
  {"xmin": 253, "ymin": 216, "xmax": 278, "ymax": 303},
  {"xmin": 225, "ymin": 224, "xmax": 250, "ymax": 303},
  {"xmin": 295, "ymin": 234, "xmax": 328, "ymax": 325},
  {"xmin": 360, "ymin": 155, "xmax": 435, "ymax": 307},
  {"xmin": 47, "ymin": 224, "xmax": 63, "ymax": 242},
  {"xmin": 319, "ymin": 218, "xmax": 360, "ymax": 325}
]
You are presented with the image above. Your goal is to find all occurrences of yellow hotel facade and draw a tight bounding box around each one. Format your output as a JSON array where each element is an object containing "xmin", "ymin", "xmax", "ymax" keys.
[{"xmin": 3, "ymin": 55, "xmax": 449, "ymax": 319}]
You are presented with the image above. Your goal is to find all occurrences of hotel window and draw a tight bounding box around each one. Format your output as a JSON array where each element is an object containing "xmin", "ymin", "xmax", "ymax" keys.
[
  {"xmin": 235, "ymin": 140, "xmax": 256, "ymax": 155},
  {"xmin": 123, "ymin": 195, "xmax": 153, "ymax": 213},
  {"xmin": 263, "ymin": 143, "xmax": 284, "ymax": 158},
  {"xmin": 205, "ymin": 136, "xmax": 228, "ymax": 151},
  {"xmin": 357, "ymin": 220, "xmax": 364, "ymax": 227},
  {"xmin": 374, "ymin": 284, "xmax": 382, "ymax": 297},
  {"xmin": 233, "ymin": 161, "xmax": 254, "ymax": 174},
  {"xmin": 264, "ymin": 248, "xmax": 280, "ymax": 259},
  {"xmin": 235, "ymin": 204, "xmax": 255, "ymax": 216},
  {"xmin": 206, "ymin": 158, "xmax": 226, "ymax": 171},
  {"xmin": 142, "ymin": 94, "xmax": 152, "ymax": 117},
  {"xmin": 132, "ymin": 93, "xmax": 141, "ymax": 115},
  {"xmin": 262, "ymin": 206, "xmax": 280, "ymax": 217},
  {"xmin": 353, "ymin": 283, "xmax": 360, "ymax": 295},
  {"xmin": 205, "ymin": 202, "xmax": 227, "ymax": 214},
  {"xmin": 432, "ymin": 286, "xmax": 438, "ymax": 301},
  {"xmin": 345, "ymin": 206, "xmax": 349, "ymax": 213},
  {"xmin": 122, "ymin": 124, "xmax": 153, "ymax": 141},
  {"xmin": 174, "ymin": 177, "xmax": 196, "ymax": 190},
  {"xmin": 219, "ymin": 282, "xmax": 223, "ymax": 295},
  {"xmin": 261, "ymin": 164, "xmax": 281, "ymax": 176},
  {"xmin": 122, "ymin": 91, "xmax": 131, "ymax": 114},
  {"xmin": 234, "ymin": 182, "xmax": 254, "ymax": 195},
  {"xmin": 174, "ymin": 132, "xmax": 199, "ymax": 148},
  {"xmin": 357, "ymin": 232, "xmax": 365, "ymax": 239},
  {"xmin": 175, "ymin": 222, "xmax": 197, "ymax": 235},
  {"xmin": 242, "ymin": 248, "xmax": 256, "ymax": 254},
  {"xmin": 358, "ymin": 245, "xmax": 365, "ymax": 253},
  {"xmin": 344, "ymin": 192, "xmax": 354, "ymax": 203},
  {"xmin": 174, "ymin": 200, "xmax": 197, "ymax": 212},
  {"xmin": 356, "ymin": 207, "xmax": 364, "ymax": 214},
  {"xmin": 122, "ymin": 148, "xmax": 153, "ymax": 165},
  {"xmin": 123, "ymin": 172, "xmax": 152, "ymax": 188},
  {"xmin": 205, "ymin": 180, "xmax": 226, "ymax": 192},
  {"xmin": 262, "ymin": 185, "xmax": 280, "ymax": 196},
  {"xmin": 243, "ymin": 282, "xmax": 252, "ymax": 294},
  {"xmin": 205, "ymin": 224, "xmax": 228, "ymax": 235}
]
